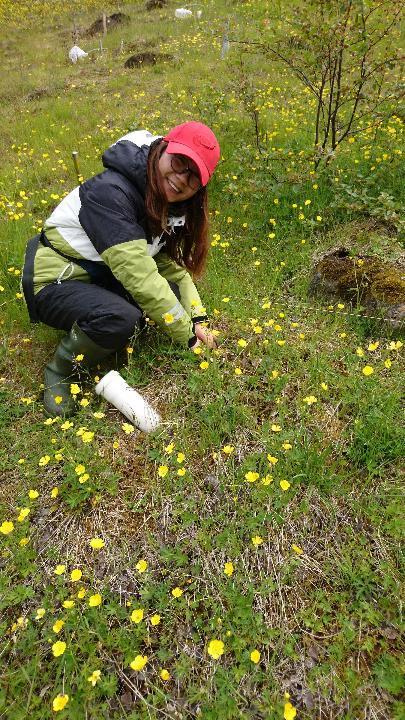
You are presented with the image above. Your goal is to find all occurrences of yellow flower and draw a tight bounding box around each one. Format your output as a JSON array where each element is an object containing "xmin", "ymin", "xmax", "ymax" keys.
[
  {"xmin": 28, "ymin": 489, "xmax": 39, "ymax": 499},
  {"xmin": 122, "ymin": 422, "xmax": 135, "ymax": 434},
  {"xmin": 35, "ymin": 608, "xmax": 46, "ymax": 620},
  {"xmin": 193, "ymin": 346, "xmax": 203, "ymax": 355},
  {"xmin": 60, "ymin": 421, "xmax": 73, "ymax": 430},
  {"xmin": 321, "ymin": 382, "xmax": 328, "ymax": 391},
  {"xmin": 384, "ymin": 359, "xmax": 392, "ymax": 369},
  {"xmin": 63, "ymin": 600, "xmax": 75, "ymax": 609},
  {"xmin": 54, "ymin": 565, "xmax": 66, "ymax": 576},
  {"xmin": 19, "ymin": 537, "xmax": 29, "ymax": 546},
  {"xmin": 165, "ymin": 442, "xmax": 175, "ymax": 454},
  {"xmin": 88, "ymin": 593, "xmax": 102, "ymax": 607},
  {"xmin": 130, "ymin": 608, "xmax": 144, "ymax": 624},
  {"xmin": 284, "ymin": 702, "xmax": 297, "ymax": 720},
  {"xmin": 388, "ymin": 340, "xmax": 402, "ymax": 350},
  {"xmin": 171, "ymin": 587, "xmax": 183, "ymax": 598},
  {"xmin": 52, "ymin": 640, "xmax": 66, "ymax": 657},
  {"xmin": 163, "ymin": 312, "xmax": 174, "ymax": 324},
  {"xmin": 292, "ymin": 544, "xmax": 303, "ymax": 555},
  {"xmin": 90, "ymin": 538, "xmax": 105, "ymax": 550},
  {"xmin": 0, "ymin": 521, "xmax": 14, "ymax": 535},
  {"xmin": 223, "ymin": 445, "xmax": 234, "ymax": 455},
  {"xmin": 158, "ymin": 465, "xmax": 169, "ymax": 478},
  {"xmin": 245, "ymin": 471, "xmax": 259, "ymax": 483},
  {"xmin": 271, "ymin": 424, "xmax": 281, "ymax": 432},
  {"xmin": 80, "ymin": 398, "xmax": 89, "ymax": 407},
  {"xmin": 177, "ymin": 467, "xmax": 186, "ymax": 476},
  {"xmin": 70, "ymin": 383, "xmax": 80, "ymax": 396},
  {"xmin": 280, "ymin": 479, "xmax": 291, "ymax": 491},
  {"xmin": 207, "ymin": 639, "xmax": 224, "ymax": 659},
  {"xmin": 368, "ymin": 341, "xmax": 379, "ymax": 351},
  {"xmin": 52, "ymin": 619, "xmax": 65, "ymax": 634},
  {"xmin": 282, "ymin": 442, "xmax": 292, "ymax": 450},
  {"xmin": 356, "ymin": 347, "xmax": 365, "ymax": 357},
  {"xmin": 267, "ymin": 455, "xmax": 278, "ymax": 465},
  {"xmin": 262, "ymin": 474, "xmax": 273, "ymax": 485},
  {"xmin": 78, "ymin": 473, "xmax": 89, "ymax": 484},
  {"xmin": 93, "ymin": 411, "xmax": 105, "ymax": 419},
  {"xmin": 160, "ymin": 668, "xmax": 170, "ymax": 681},
  {"xmin": 77, "ymin": 588, "xmax": 86, "ymax": 599},
  {"xmin": 75, "ymin": 354, "xmax": 84, "ymax": 362},
  {"xmin": 177, "ymin": 452, "xmax": 185, "ymax": 463},
  {"xmin": 250, "ymin": 649, "xmax": 261, "ymax": 664},
  {"xmin": 237, "ymin": 339, "xmax": 247, "ymax": 348},
  {"xmin": 81, "ymin": 431, "xmax": 94, "ymax": 443},
  {"xmin": 303, "ymin": 395, "xmax": 317, "ymax": 405},
  {"xmin": 17, "ymin": 508, "xmax": 30, "ymax": 522},
  {"xmin": 200, "ymin": 361, "xmax": 209, "ymax": 370},
  {"xmin": 70, "ymin": 569, "xmax": 82, "ymax": 582},
  {"xmin": 224, "ymin": 562, "xmax": 234, "ymax": 577},
  {"xmin": 87, "ymin": 669, "xmax": 101, "ymax": 686},
  {"xmin": 54, "ymin": 396, "xmax": 63, "ymax": 405},
  {"xmin": 52, "ymin": 694, "xmax": 69, "ymax": 712},
  {"xmin": 362, "ymin": 365, "xmax": 374, "ymax": 376},
  {"xmin": 252, "ymin": 536, "xmax": 263, "ymax": 547},
  {"xmin": 150, "ymin": 613, "xmax": 161, "ymax": 626},
  {"xmin": 234, "ymin": 367, "xmax": 243, "ymax": 375},
  {"xmin": 75, "ymin": 464, "xmax": 85, "ymax": 475},
  {"xmin": 130, "ymin": 655, "xmax": 148, "ymax": 671},
  {"xmin": 39, "ymin": 455, "xmax": 51, "ymax": 466}
]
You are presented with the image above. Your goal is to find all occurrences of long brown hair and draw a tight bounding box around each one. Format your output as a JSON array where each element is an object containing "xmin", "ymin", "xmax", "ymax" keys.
[{"xmin": 145, "ymin": 139, "xmax": 209, "ymax": 279}]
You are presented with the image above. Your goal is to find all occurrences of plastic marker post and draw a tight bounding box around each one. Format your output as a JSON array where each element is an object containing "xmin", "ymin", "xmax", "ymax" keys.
[
  {"xmin": 95, "ymin": 370, "xmax": 161, "ymax": 433},
  {"xmin": 175, "ymin": 8, "xmax": 193, "ymax": 18}
]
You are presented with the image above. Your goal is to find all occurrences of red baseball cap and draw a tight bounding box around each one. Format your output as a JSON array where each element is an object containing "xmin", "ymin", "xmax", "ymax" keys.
[{"xmin": 163, "ymin": 121, "xmax": 220, "ymax": 186}]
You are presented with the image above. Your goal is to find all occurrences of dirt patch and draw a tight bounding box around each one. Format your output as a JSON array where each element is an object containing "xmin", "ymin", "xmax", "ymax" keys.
[
  {"xmin": 145, "ymin": 0, "xmax": 168, "ymax": 9},
  {"xmin": 24, "ymin": 87, "xmax": 53, "ymax": 102},
  {"xmin": 124, "ymin": 52, "xmax": 173, "ymax": 69},
  {"xmin": 85, "ymin": 12, "xmax": 130, "ymax": 37}
]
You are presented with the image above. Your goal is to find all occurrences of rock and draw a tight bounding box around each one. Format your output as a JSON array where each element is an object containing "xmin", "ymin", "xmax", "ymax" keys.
[
  {"xmin": 309, "ymin": 246, "xmax": 405, "ymax": 328},
  {"xmin": 124, "ymin": 52, "xmax": 173, "ymax": 68},
  {"xmin": 85, "ymin": 13, "xmax": 130, "ymax": 37}
]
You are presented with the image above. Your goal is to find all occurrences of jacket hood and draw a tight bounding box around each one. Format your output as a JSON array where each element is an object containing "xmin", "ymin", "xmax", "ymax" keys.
[{"xmin": 101, "ymin": 130, "xmax": 162, "ymax": 197}]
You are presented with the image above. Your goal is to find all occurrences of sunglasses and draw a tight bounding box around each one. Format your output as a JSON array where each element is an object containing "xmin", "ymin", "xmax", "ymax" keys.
[{"xmin": 170, "ymin": 154, "xmax": 202, "ymax": 190}]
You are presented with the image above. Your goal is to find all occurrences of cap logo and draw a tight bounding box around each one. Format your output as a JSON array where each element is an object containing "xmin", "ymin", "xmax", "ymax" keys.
[{"xmin": 193, "ymin": 134, "xmax": 216, "ymax": 150}]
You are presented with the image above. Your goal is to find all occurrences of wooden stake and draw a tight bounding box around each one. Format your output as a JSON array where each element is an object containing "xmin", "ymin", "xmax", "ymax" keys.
[{"xmin": 71, "ymin": 151, "xmax": 81, "ymax": 184}]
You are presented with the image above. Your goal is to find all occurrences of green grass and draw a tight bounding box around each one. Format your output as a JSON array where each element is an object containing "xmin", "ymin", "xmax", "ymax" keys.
[{"xmin": 0, "ymin": 1, "xmax": 404, "ymax": 718}]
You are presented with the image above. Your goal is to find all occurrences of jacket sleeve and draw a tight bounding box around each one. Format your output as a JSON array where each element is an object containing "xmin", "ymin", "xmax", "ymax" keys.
[
  {"xmin": 101, "ymin": 240, "xmax": 196, "ymax": 346},
  {"xmin": 154, "ymin": 251, "xmax": 208, "ymax": 323}
]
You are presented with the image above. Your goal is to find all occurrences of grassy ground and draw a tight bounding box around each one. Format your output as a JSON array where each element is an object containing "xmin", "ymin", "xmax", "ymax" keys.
[{"xmin": 0, "ymin": 1, "xmax": 404, "ymax": 718}]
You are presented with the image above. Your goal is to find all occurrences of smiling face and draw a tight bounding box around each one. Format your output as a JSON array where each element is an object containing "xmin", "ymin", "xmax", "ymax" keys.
[{"xmin": 158, "ymin": 150, "xmax": 201, "ymax": 203}]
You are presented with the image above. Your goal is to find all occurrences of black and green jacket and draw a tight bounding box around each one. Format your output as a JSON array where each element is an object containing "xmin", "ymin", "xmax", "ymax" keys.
[{"xmin": 33, "ymin": 130, "xmax": 207, "ymax": 346}]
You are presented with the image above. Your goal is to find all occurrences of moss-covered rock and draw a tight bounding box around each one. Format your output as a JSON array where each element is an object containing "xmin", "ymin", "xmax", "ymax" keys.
[{"xmin": 309, "ymin": 247, "xmax": 405, "ymax": 328}]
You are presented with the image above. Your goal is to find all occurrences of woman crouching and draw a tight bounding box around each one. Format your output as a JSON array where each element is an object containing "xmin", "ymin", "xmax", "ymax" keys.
[{"xmin": 22, "ymin": 121, "xmax": 220, "ymax": 416}]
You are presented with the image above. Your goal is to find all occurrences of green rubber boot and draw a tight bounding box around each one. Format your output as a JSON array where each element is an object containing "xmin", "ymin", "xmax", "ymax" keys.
[{"xmin": 43, "ymin": 322, "xmax": 113, "ymax": 417}]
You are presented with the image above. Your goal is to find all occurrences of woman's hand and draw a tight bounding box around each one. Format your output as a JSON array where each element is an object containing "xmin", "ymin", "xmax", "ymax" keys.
[{"xmin": 194, "ymin": 323, "xmax": 218, "ymax": 349}]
